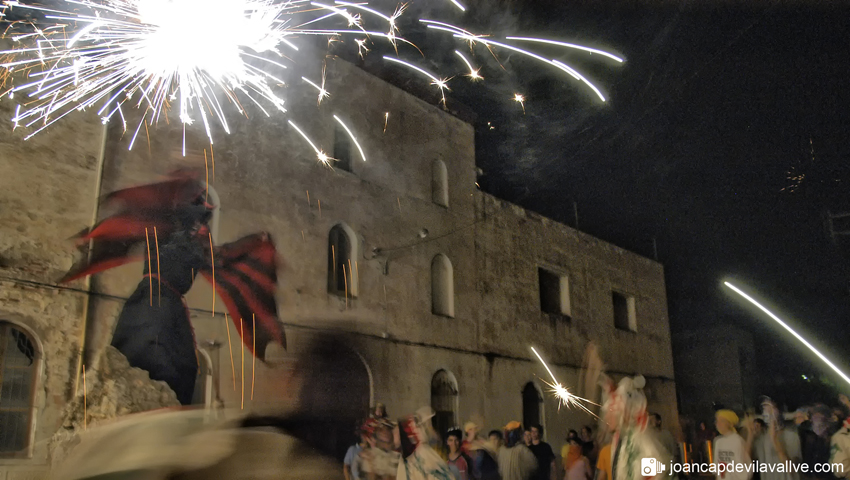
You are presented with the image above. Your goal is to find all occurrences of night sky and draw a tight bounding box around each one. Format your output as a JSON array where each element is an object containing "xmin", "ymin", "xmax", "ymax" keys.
[{"xmin": 378, "ymin": 0, "xmax": 850, "ymax": 403}]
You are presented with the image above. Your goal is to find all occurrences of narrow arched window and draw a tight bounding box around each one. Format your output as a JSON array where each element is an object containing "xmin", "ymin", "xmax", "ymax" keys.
[
  {"xmin": 431, "ymin": 369, "xmax": 458, "ymax": 442},
  {"xmin": 522, "ymin": 382, "xmax": 542, "ymax": 432},
  {"xmin": 0, "ymin": 322, "xmax": 39, "ymax": 457},
  {"xmin": 191, "ymin": 349, "xmax": 213, "ymax": 408},
  {"xmin": 328, "ymin": 224, "xmax": 358, "ymax": 298},
  {"xmin": 432, "ymin": 159, "xmax": 449, "ymax": 207},
  {"xmin": 431, "ymin": 254, "xmax": 454, "ymax": 317},
  {"xmin": 206, "ymin": 186, "xmax": 221, "ymax": 244}
]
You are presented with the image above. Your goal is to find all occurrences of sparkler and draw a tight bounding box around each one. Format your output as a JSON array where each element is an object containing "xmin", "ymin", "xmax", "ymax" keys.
[
  {"xmin": 724, "ymin": 281, "xmax": 850, "ymax": 388},
  {"xmin": 530, "ymin": 346, "xmax": 598, "ymax": 416},
  {"xmin": 333, "ymin": 114, "xmax": 366, "ymax": 162}
]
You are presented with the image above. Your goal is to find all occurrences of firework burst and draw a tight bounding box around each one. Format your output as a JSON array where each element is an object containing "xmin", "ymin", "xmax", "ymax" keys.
[{"xmin": 530, "ymin": 347, "xmax": 599, "ymax": 417}]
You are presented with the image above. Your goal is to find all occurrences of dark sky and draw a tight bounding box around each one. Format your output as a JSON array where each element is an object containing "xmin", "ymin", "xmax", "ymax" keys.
[{"xmin": 374, "ymin": 0, "xmax": 850, "ymax": 397}]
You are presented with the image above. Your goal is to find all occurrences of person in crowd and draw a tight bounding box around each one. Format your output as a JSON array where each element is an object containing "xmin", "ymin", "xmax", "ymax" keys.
[
  {"xmin": 345, "ymin": 427, "xmax": 367, "ymax": 480},
  {"xmin": 649, "ymin": 413, "xmax": 679, "ymax": 460},
  {"xmin": 471, "ymin": 430, "xmax": 504, "ymax": 480},
  {"xmin": 579, "ymin": 426, "xmax": 597, "ymax": 466},
  {"xmin": 752, "ymin": 400, "xmax": 801, "ymax": 480},
  {"xmin": 447, "ymin": 429, "xmax": 474, "ymax": 480},
  {"xmin": 524, "ymin": 429, "xmax": 534, "ymax": 447},
  {"xmin": 713, "ymin": 409, "xmax": 753, "ymax": 480},
  {"xmin": 396, "ymin": 407, "xmax": 455, "ymax": 480},
  {"xmin": 499, "ymin": 421, "xmax": 538, "ymax": 480},
  {"xmin": 696, "ymin": 421, "xmax": 716, "ymax": 465},
  {"xmin": 594, "ymin": 443, "xmax": 611, "ymax": 480},
  {"xmin": 528, "ymin": 425, "xmax": 556, "ymax": 480},
  {"xmin": 563, "ymin": 438, "xmax": 592, "ymax": 480},
  {"xmin": 463, "ymin": 422, "xmax": 481, "ymax": 456}
]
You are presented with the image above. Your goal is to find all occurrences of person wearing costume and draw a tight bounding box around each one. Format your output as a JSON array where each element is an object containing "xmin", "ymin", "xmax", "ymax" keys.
[
  {"xmin": 583, "ymin": 345, "xmax": 671, "ymax": 480},
  {"xmin": 60, "ymin": 171, "xmax": 286, "ymax": 404},
  {"xmin": 397, "ymin": 407, "xmax": 455, "ymax": 480}
]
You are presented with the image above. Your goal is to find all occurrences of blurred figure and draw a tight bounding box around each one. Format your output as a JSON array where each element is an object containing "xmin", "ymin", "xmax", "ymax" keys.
[
  {"xmin": 649, "ymin": 413, "xmax": 678, "ymax": 460},
  {"xmin": 579, "ymin": 426, "xmax": 596, "ymax": 466},
  {"xmin": 471, "ymin": 431, "xmax": 503, "ymax": 480},
  {"xmin": 696, "ymin": 421, "xmax": 716, "ymax": 465},
  {"xmin": 499, "ymin": 422, "xmax": 538, "ymax": 480},
  {"xmin": 345, "ymin": 428, "xmax": 367, "ymax": 480},
  {"xmin": 594, "ymin": 443, "xmax": 611, "ymax": 480},
  {"xmin": 528, "ymin": 425, "xmax": 555, "ymax": 480},
  {"xmin": 754, "ymin": 400, "xmax": 801, "ymax": 480},
  {"xmin": 463, "ymin": 422, "xmax": 481, "ymax": 456},
  {"xmin": 563, "ymin": 438, "xmax": 592, "ymax": 480},
  {"xmin": 524, "ymin": 429, "xmax": 534, "ymax": 447},
  {"xmin": 397, "ymin": 407, "xmax": 455, "ymax": 480}
]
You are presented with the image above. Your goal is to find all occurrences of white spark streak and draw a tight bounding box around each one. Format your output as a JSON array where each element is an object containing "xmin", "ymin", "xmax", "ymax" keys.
[
  {"xmin": 531, "ymin": 347, "xmax": 599, "ymax": 416},
  {"xmin": 505, "ymin": 37, "xmax": 624, "ymax": 63},
  {"xmin": 450, "ymin": 0, "xmax": 466, "ymax": 12},
  {"xmin": 287, "ymin": 119, "xmax": 330, "ymax": 165},
  {"xmin": 301, "ymin": 76, "xmax": 329, "ymax": 103},
  {"xmin": 724, "ymin": 281, "xmax": 850, "ymax": 388},
  {"xmin": 454, "ymin": 50, "xmax": 481, "ymax": 80},
  {"xmin": 333, "ymin": 114, "xmax": 366, "ymax": 162},
  {"xmin": 382, "ymin": 56, "xmax": 449, "ymax": 103}
]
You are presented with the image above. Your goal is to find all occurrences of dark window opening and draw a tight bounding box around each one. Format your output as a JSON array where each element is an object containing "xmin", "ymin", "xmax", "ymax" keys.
[
  {"xmin": 334, "ymin": 125, "xmax": 352, "ymax": 172},
  {"xmin": 328, "ymin": 226, "xmax": 352, "ymax": 296}
]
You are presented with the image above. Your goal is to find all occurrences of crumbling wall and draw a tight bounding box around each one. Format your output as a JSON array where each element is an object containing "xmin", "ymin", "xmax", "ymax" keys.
[{"xmin": 48, "ymin": 346, "xmax": 180, "ymax": 468}]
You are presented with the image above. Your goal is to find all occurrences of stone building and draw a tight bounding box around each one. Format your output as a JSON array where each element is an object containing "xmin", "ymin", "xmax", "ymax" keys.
[
  {"xmin": 0, "ymin": 52, "xmax": 678, "ymax": 478},
  {"xmin": 673, "ymin": 325, "xmax": 757, "ymax": 424}
]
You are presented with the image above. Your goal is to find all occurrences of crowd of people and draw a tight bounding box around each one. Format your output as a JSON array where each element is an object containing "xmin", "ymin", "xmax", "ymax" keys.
[
  {"xmin": 341, "ymin": 393, "xmax": 850, "ymax": 480},
  {"xmin": 340, "ymin": 403, "xmax": 679, "ymax": 480}
]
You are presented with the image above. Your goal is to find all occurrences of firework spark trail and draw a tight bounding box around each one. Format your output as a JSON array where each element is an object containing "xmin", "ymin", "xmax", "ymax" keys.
[
  {"xmin": 287, "ymin": 119, "xmax": 331, "ymax": 165},
  {"xmin": 513, "ymin": 93, "xmax": 525, "ymax": 113},
  {"xmin": 154, "ymin": 226, "xmax": 160, "ymax": 306},
  {"xmin": 454, "ymin": 50, "xmax": 481, "ymax": 80},
  {"xmin": 333, "ymin": 114, "xmax": 365, "ymax": 162},
  {"xmin": 301, "ymin": 75, "xmax": 329, "ymax": 104},
  {"xmin": 382, "ymin": 56, "xmax": 450, "ymax": 104},
  {"xmin": 450, "ymin": 0, "xmax": 466, "ymax": 12},
  {"xmin": 724, "ymin": 281, "xmax": 850, "ymax": 388},
  {"xmin": 505, "ymin": 37, "xmax": 624, "ymax": 63},
  {"xmin": 145, "ymin": 227, "xmax": 152, "ymax": 306},
  {"xmin": 1, "ymin": 0, "xmax": 402, "ymax": 143},
  {"xmin": 530, "ymin": 346, "xmax": 599, "ymax": 416}
]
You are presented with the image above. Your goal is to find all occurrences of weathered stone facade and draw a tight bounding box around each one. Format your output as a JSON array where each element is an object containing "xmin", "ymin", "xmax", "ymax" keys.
[{"xmin": 0, "ymin": 52, "xmax": 678, "ymax": 478}]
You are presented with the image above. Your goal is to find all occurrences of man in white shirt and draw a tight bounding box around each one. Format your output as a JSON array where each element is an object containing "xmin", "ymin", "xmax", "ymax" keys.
[
  {"xmin": 753, "ymin": 402, "xmax": 802, "ymax": 480},
  {"xmin": 714, "ymin": 409, "xmax": 754, "ymax": 480}
]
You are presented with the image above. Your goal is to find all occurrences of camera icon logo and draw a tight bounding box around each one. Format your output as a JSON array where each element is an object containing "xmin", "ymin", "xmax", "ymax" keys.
[{"xmin": 641, "ymin": 458, "xmax": 665, "ymax": 476}]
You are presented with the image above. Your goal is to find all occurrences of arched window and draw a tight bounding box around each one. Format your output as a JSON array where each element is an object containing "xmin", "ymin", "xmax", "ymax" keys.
[
  {"xmin": 431, "ymin": 369, "xmax": 458, "ymax": 442},
  {"xmin": 0, "ymin": 321, "xmax": 39, "ymax": 457},
  {"xmin": 432, "ymin": 159, "xmax": 449, "ymax": 207},
  {"xmin": 522, "ymin": 382, "xmax": 543, "ymax": 432},
  {"xmin": 431, "ymin": 254, "xmax": 454, "ymax": 317},
  {"xmin": 206, "ymin": 186, "xmax": 221, "ymax": 244},
  {"xmin": 191, "ymin": 349, "xmax": 213, "ymax": 408},
  {"xmin": 328, "ymin": 224, "xmax": 358, "ymax": 297}
]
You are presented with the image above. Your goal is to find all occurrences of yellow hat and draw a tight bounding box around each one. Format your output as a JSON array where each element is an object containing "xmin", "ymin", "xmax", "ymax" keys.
[
  {"xmin": 505, "ymin": 421, "xmax": 522, "ymax": 431},
  {"xmin": 716, "ymin": 410, "xmax": 739, "ymax": 429}
]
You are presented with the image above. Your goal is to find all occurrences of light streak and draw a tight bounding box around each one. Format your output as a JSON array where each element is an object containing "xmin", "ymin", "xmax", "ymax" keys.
[
  {"xmin": 454, "ymin": 50, "xmax": 482, "ymax": 80},
  {"xmin": 145, "ymin": 227, "xmax": 152, "ymax": 306},
  {"xmin": 382, "ymin": 56, "xmax": 450, "ymax": 104},
  {"xmin": 505, "ymin": 37, "xmax": 624, "ymax": 63},
  {"xmin": 287, "ymin": 119, "xmax": 331, "ymax": 165},
  {"xmin": 225, "ymin": 313, "xmax": 235, "ymax": 391},
  {"xmin": 724, "ymin": 281, "xmax": 850, "ymax": 388},
  {"xmin": 83, "ymin": 364, "xmax": 87, "ymax": 430},
  {"xmin": 209, "ymin": 232, "xmax": 215, "ymax": 315},
  {"xmin": 153, "ymin": 226, "xmax": 160, "ymax": 306},
  {"xmin": 383, "ymin": 112, "xmax": 389, "ymax": 133},
  {"xmin": 531, "ymin": 346, "xmax": 599, "ymax": 416},
  {"xmin": 252, "ymin": 313, "xmax": 256, "ymax": 401},
  {"xmin": 333, "ymin": 114, "xmax": 366, "ymax": 162},
  {"xmin": 301, "ymin": 75, "xmax": 329, "ymax": 104},
  {"xmin": 450, "ymin": 0, "xmax": 466, "ymax": 12},
  {"xmin": 240, "ymin": 317, "xmax": 244, "ymax": 410}
]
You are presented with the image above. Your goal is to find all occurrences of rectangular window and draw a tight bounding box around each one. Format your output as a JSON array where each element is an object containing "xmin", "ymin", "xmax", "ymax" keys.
[
  {"xmin": 612, "ymin": 291, "xmax": 636, "ymax": 331},
  {"xmin": 538, "ymin": 268, "xmax": 570, "ymax": 317},
  {"xmin": 333, "ymin": 125, "xmax": 352, "ymax": 172}
]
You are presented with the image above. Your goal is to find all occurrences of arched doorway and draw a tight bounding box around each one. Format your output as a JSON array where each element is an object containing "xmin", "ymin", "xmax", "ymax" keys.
[
  {"xmin": 431, "ymin": 369, "xmax": 459, "ymax": 442},
  {"xmin": 522, "ymin": 382, "xmax": 542, "ymax": 430}
]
